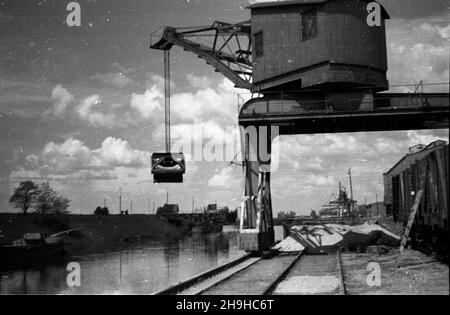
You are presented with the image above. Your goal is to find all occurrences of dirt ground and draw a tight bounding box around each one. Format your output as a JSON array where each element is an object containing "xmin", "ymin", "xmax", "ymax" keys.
[{"xmin": 341, "ymin": 248, "xmax": 449, "ymax": 295}]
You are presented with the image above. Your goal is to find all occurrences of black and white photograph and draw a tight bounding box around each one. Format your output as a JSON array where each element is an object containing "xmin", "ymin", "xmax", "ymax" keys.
[{"xmin": 0, "ymin": 0, "xmax": 448, "ymax": 298}]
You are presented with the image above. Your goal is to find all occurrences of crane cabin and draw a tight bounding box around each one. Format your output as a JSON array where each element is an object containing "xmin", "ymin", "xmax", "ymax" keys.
[{"xmin": 248, "ymin": 0, "xmax": 390, "ymax": 94}]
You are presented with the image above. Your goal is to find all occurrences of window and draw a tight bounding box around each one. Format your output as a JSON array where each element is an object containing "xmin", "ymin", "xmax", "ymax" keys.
[
  {"xmin": 254, "ymin": 31, "xmax": 263, "ymax": 58},
  {"xmin": 301, "ymin": 8, "xmax": 318, "ymax": 41}
]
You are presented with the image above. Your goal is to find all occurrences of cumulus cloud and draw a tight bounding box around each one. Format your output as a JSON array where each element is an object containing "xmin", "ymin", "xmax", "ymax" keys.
[
  {"xmin": 386, "ymin": 14, "xmax": 450, "ymax": 92},
  {"xmin": 94, "ymin": 137, "xmax": 150, "ymax": 168},
  {"xmin": 208, "ymin": 166, "xmax": 240, "ymax": 188},
  {"xmin": 45, "ymin": 84, "xmax": 74, "ymax": 116},
  {"xmin": 76, "ymin": 95, "xmax": 119, "ymax": 128},
  {"xmin": 305, "ymin": 174, "xmax": 334, "ymax": 186},
  {"xmin": 171, "ymin": 78, "xmax": 244, "ymax": 121},
  {"xmin": 69, "ymin": 73, "xmax": 244, "ymax": 129},
  {"xmin": 22, "ymin": 137, "xmax": 151, "ymax": 179},
  {"xmin": 129, "ymin": 75, "xmax": 245, "ymax": 125},
  {"xmin": 131, "ymin": 86, "xmax": 163, "ymax": 119}
]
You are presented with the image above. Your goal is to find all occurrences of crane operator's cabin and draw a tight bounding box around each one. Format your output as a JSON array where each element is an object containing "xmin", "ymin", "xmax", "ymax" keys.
[{"xmin": 248, "ymin": 0, "xmax": 390, "ymax": 95}]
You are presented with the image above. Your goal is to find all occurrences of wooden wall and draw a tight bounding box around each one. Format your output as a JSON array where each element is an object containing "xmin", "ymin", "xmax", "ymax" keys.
[
  {"xmin": 384, "ymin": 144, "xmax": 449, "ymax": 231},
  {"xmin": 250, "ymin": 0, "xmax": 388, "ymax": 87},
  {"xmin": 325, "ymin": 0, "xmax": 387, "ymax": 72},
  {"xmin": 251, "ymin": 4, "xmax": 328, "ymax": 83}
]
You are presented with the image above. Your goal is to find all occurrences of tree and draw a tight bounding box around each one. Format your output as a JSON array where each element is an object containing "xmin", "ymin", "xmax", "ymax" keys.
[
  {"xmin": 94, "ymin": 206, "xmax": 109, "ymax": 215},
  {"xmin": 9, "ymin": 181, "xmax": 39, "ymax": 214},
  {"xmin": 226, "ymin": 209, "xmax": 237, "ymax": 223},
  {"xmin": 277, "ymin": 211, "xmax": 296, "ymax": 220},
  {"xmin": 310, "ymin": 209, "xmax": 317, "ymax": 219},
  {"xmin": 34, "ymin": 182, "xmax": 71, "ymax": 214},
  {"xmin": 277, "ymin": 211, "xmax": 285, "ymax": 219}
]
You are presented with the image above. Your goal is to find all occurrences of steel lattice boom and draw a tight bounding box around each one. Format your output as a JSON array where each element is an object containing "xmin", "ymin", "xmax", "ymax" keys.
[{"xmin": 150, "ymin": 21, "xmax": 254, "ymax": 90}]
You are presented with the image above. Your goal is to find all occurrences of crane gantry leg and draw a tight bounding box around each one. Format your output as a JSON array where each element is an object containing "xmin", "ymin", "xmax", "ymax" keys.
[{"xmin": 239, "ymin": 125, "xmax": 276, "ymax": 252}]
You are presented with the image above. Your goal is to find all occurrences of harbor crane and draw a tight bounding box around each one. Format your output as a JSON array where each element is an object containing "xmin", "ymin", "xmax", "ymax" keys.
[{"xmin": 150, "ymin": 0, "xmax": 449, "ymax": 252}]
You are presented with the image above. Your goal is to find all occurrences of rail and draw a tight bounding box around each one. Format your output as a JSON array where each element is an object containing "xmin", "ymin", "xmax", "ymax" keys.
[
  {"xmin": 337, "ymin": 251, "xmax": 347, "ymax": 295},
  {"xmin": 153, "ymin": 250, "xmax": 348, "ymax": 295},
  {"xmin": 262, "ymin": 252, "xmax": 303, "ymax": 295},
  {"xmin": 152, "ymin": 253, "xmax": 255, "ymax": 295}
]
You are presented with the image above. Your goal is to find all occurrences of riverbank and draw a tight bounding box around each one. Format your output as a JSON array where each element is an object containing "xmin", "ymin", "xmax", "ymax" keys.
[{"xmin": 0, "ymin": 213, "xmax": 188, "ymax": 255}]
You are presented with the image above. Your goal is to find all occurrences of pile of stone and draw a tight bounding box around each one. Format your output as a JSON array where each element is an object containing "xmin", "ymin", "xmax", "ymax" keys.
[{"xmin": 273, "ymin": 222, "xmax": 400, "ymax": 253}]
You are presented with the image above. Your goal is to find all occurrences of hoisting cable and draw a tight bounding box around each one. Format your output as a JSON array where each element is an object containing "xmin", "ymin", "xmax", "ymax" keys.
[{"xmin": 164, "ymin": 50, "xmax": 171, "ymax": 152}]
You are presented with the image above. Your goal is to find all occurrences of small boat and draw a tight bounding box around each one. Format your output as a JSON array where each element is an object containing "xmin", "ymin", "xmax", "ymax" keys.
[{"xmin": 0, "ymin": 232, "xmax": 65, "ymax": 270}]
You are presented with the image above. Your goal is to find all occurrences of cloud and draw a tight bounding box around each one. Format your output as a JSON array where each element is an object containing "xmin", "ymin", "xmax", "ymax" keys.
[
  {"xmin": 91, "ymin": 72, "xmax": 133, "ymax": 88},
  {"xmin": 305, "ymin": 174, "xmax": 334, "ymax": 186},
  {"xmin": 76, "ymin": 95, "xmax": 119, "ymax": 128},
  {"xmin": 71, "ymin": 73, "xmax": 233, "ymax": 128},
  {"xmin": 292, "ymin": 157, "xmax": 325, "ymax": 174},
  {"xmin": 129, "ymin": 75, "xmax": 245, "ymax": 125},
  {"xmin": 131, "ymin": 86, "xmax": 163, "ymax": 119},
  {"xmin": 45, "ymin": 84, "xmax": 74, "ymax": 117},
  {"xmin": 186, "ymin": 74, "xmax": 213, "ymax": 89},
  {"xmin": 9, "ymin": 168, "xmax": 43, "ymax": 180},
  {"xmin": 10, "ymin": 167, "xmax": 118, "ymax": 182},
  {"xmin": 153, "ymin": 119, "xmax": 240, "ymax": 162},
  {"xmin": 406, "ymin": 130, "xmax": 448, "ymax": 146},
  {"xmin": 171, "ymin": 78, "xmax": 244, "ymax": 122},
  {"xmin": 208, "ymin": 166, "xmax": 240, "ymax": 188},
  {"xmin": 94, "ymin": 137, "xmax": 150, "ymax": 168},
  {"xmin": 21, "ymin": 137, "xmax": 151, "ymax": 179},
  {"xmin": 379, "ymin": 0, "xmax": 450, "ymax": 19},
  {"xmin": 386, "ymin": 14, "xmax": 450, "ymax": 92}
]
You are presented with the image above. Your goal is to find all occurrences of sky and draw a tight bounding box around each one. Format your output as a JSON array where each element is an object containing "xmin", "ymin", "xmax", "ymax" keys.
[{"xmin": 0, "ymin": 0, "xmax": 449, "ymax": 215}]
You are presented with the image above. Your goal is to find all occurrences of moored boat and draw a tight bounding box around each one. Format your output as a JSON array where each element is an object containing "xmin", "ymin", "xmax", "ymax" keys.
[{"xmin": 0, "ymin": 232, "xmax": 65, "ymax": 270}]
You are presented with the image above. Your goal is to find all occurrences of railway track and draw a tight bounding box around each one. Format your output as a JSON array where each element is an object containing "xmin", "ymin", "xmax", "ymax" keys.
[
  {"xmin": 152, "ymin": 253, "xmax": 260, "ymax": 295},
  {"xmin": 270, "ymin": 251, "xmax": 346, "ymax": 295},
  {"xmin": 153, "ymin": 251, "xmax": 346, "ymax": 295}
]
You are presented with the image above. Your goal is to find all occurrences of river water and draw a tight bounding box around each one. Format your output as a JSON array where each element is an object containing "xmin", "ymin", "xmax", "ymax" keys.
[{"xmin": 0, "ymin": 225, "xmax": 244, "ymax": 294}]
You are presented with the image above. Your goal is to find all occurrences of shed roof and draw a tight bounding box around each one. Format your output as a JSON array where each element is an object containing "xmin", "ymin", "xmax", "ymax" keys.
[
  {"xmin": 383, "ymin": 140, "xmax": 448, "ymax": 176},
  {"xmin": 247, "ymin": 0, "xmax": 390, "ymax": 18}
]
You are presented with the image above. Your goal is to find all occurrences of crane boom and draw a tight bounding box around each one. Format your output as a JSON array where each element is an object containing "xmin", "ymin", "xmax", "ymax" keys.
[{"xmin": 150, "ymin": 21, "xmax": 254, "ymax": 91}]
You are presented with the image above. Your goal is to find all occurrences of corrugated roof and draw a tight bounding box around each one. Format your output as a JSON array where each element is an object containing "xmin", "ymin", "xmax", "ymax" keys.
[{"xmin": 246, "ymin": 0, "xmax": 390, "ymax": 18}]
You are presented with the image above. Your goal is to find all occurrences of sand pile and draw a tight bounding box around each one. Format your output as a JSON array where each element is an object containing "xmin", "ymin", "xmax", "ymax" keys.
[
  {"xmin": 272, "ymin": 235, "xmax": 305, "ymax": 252},
  {"xmin": 273, "ymin": 222, "xmax": 400, "ymax": 253}
]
